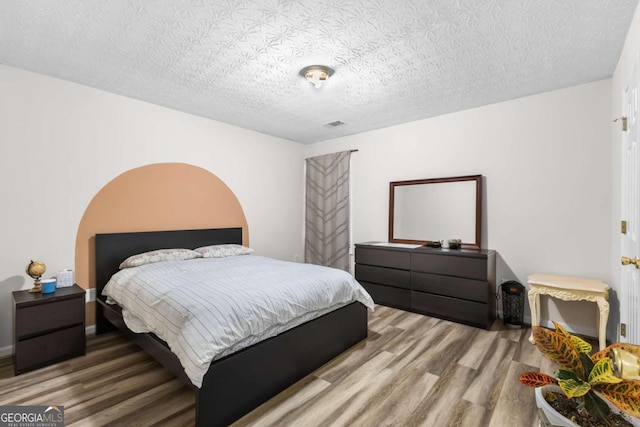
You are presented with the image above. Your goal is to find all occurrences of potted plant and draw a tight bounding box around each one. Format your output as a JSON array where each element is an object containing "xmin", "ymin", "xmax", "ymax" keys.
[{"xmin": 520, "ymin": 321, "xmax": 640, "ymax": 426}]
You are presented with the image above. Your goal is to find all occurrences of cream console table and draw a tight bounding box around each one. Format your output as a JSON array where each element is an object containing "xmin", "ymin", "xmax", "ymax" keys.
[{"xmin": 527, "ymin": 273, "xmax": 610, "ymax": 350}]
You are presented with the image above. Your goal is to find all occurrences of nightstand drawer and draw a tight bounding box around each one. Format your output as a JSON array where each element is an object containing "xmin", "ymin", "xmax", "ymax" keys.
[
  {"xmin": 14, "ymin": 324, "xmax": 85, "ymax": 373},
  {"xmin": 16, "ymin": 297, "xmax": 84, "ymax": 338}
]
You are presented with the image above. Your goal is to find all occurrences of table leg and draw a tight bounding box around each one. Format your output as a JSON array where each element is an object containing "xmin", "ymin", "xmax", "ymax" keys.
[
  {"xmin": 596, "ymin": 297, "xmax": 610, "ymax": 351},
  {"xmin": 528, "ymin": 287, "xmax": 540, "ymax": 344}
]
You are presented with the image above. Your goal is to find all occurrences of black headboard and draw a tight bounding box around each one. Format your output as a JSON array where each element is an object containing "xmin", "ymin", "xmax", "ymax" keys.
[{"xmin": 95, "ymin": 227, "xmax": 243, "ymax": 299}]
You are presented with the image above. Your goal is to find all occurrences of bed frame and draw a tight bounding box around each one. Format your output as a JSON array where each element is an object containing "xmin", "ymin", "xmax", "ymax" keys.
[{"xmin": 95, "ymin": 228, "xmax": 368, "ymax": 426}]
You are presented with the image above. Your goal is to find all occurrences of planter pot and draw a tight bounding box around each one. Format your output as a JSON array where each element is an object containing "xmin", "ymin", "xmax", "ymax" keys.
[
  {"xmin": 535, "ymin": 386, "xmax": 640, "ymax": 427},
  {"xmin": 535, "ymin": 386, "xmax": 578, "ymax": 427}
]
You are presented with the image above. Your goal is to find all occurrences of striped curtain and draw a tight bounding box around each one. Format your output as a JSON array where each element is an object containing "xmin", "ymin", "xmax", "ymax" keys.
[{"xmin": 305, "ymin": 151, "xmax": 351, "ymax": 271}]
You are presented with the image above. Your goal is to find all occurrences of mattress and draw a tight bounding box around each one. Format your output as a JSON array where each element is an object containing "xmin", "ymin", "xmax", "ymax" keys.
[{"xmin": 102, "ymin": 255, "xmax": 374, "ymax": 387}]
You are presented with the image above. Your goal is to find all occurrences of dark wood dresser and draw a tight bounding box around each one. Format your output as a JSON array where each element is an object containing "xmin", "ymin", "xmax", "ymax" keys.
[
  {"xmin": 13, "ymin": 284, "xmax": 86, "ymax": 374},
  {"xmin": 355, "ymin": 243, "xmax": 496, "ymax": 329}
]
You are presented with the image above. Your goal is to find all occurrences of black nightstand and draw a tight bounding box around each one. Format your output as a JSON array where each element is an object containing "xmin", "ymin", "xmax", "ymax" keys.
[{"xmin": 13, "ymin": 284, "xmax": 86, "ymax": 375}]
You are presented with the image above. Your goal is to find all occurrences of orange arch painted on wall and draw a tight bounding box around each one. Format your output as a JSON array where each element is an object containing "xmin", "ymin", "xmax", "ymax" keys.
[{"xmin": 75, "ymin": 162, "xmax": 248, "ymax": 325}]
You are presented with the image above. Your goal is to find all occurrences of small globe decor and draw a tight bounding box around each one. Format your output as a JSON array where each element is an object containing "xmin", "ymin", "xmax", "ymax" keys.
[{"xmin": 26, "ymin": 260, "xmax": 46, "ymax": 293}]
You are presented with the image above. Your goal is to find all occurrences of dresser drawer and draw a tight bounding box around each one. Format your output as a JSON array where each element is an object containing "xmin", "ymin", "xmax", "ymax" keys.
[
  {"xmin": 360, "ymin": 281, "xmax": 411, "ymax": 308},
  {"xmin": 411, "ymin": 253, "xmax": 487, "ymax": 280},
  {"xmin": 412, "ymin": 272, "xmax": 489, "ymax": 303},
  {"xmin": 355, "ymin": 247, "xmax": 410, "ymax": 270},
  {"xmin": 14, "ymin": 324, "xmax": 85, "ymax": 373},
  {"xmin": 356, "ymin": 264, "xmax": 410, "ymax": 289},
  {"xmin": 411, "ymin": 291, "xmax": 490, "ymax": 329},
  {"xmin": 16, "ymin": 297, "xmax": 84, "ymax": 338}
]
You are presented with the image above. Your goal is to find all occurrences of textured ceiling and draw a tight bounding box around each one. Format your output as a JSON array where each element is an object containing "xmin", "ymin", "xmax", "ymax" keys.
[{"xmin": 0, "ymin": 0, "xmax": 637, "ymax": 144}]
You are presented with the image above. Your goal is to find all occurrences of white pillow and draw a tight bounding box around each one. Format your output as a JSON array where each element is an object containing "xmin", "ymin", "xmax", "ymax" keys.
[
  {"xmin": 194, "ymin": 244, "xmax": 254, "ymax": 258},
  {"xmin": 119, "ymin": 248, "xmax": 201, "ymax": 269}
]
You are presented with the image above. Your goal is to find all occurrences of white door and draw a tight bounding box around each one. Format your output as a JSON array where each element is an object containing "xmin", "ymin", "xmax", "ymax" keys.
[{"xmin": 620, "ymin": 56, "xmax": 640, "ymax": 344}]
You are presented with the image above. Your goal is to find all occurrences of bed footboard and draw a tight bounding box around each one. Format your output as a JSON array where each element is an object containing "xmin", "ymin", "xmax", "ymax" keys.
[{"xmin": 196, "ymin": 301, "xmax": 368, "ymax": 427}]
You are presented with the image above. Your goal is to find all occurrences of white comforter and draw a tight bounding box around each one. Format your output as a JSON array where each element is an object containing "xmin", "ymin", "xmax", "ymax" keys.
[{"xmin": 102, "ymin": 255, "xmax": 374, "ymax": 387}]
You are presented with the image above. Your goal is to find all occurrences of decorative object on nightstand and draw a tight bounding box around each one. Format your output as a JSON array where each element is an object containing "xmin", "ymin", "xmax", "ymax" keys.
[
  {"xmin": 13, "ymin": 284, "xmax": 86, "ymax": 375},
  {"xmin": 40, "ymin": 278, "xmax": 56, "ymax": 294},
  {"xmin": 25, "ymin": 260, "xmax": 46, "ymax": 293},
  {"xmin": 56, "ymin": 269, "xmax": 75, "ymax": 288}
]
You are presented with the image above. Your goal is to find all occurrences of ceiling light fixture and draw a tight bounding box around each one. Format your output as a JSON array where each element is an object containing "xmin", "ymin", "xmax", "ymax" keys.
[{"xmin": 300, "ymin": 65, "xmax": 334, "ymax": 89}]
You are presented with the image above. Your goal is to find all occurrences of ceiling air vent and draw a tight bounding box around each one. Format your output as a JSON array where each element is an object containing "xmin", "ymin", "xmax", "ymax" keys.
[{"xmin": 326, "ymin": 120, "xmax": 344, "ymax": 127}]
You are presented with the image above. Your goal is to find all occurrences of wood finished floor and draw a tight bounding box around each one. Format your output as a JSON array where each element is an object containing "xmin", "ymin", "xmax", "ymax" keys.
[{"xmin": 0, "ymin": 306, "xmax": 553, "ymax": 426}]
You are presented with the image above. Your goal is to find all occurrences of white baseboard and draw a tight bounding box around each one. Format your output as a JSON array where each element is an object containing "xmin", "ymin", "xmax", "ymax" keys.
[
  {"xmin": 0, "ymin": 344, "xmax": 12, "ymax": 358},
  {"xmin": 85, "ymin": 288, "xmax": 96, "ymax": 303}
]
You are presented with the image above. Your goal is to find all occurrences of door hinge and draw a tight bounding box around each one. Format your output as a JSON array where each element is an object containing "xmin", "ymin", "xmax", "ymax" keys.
[
  {"xmin": 614, "ymin": 116, "xmax": 628, "ymax": 131},
  {"xmin": 621, "ymin": 323, "xmax": 627, "ymax": 337},
  {"xmin": 622, "ymin": 220, "xmax": 628, "ymax": 234}
]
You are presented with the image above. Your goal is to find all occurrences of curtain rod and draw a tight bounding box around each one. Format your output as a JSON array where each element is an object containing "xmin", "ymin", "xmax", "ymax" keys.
[{"xmin": 305, "ymin": 149, "xmax": 358, "ymax": 161}]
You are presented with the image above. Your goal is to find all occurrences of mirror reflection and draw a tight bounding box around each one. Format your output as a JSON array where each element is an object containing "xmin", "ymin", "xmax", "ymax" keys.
[{"xmin": 389, "ymin": 175, "xmax": 482, "ymax": 249}]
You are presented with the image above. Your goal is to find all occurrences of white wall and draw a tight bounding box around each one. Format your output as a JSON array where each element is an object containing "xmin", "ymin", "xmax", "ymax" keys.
[
  {"xmin": 305, "ymin": 80, "xmax": 612, "ymax": 338},
  {"xmin": 0, "ymin": 61, "xmax": 618, "ymax": 354},
  {"xmin": 611, "ymin": 0, "xmax": 640, "ymax": 342},
  {"xmin": 0, "ymin": 65, "xmax": 305, "ymax": 353}
]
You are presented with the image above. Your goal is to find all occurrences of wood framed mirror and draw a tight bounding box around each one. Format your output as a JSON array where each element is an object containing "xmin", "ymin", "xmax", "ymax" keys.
[{"xmin": 389, "ymin": 175, "xmax": 482, "ymax": 249}]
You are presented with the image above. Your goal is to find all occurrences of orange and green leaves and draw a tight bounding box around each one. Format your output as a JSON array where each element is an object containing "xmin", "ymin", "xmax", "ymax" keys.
[
  {"xmin": 588, "ymin": 358, "xmax": 623, "ymax": 386},
  {"xmin": 593, "ymin": 342, "xmax": 640, "ymax": 363},
  {"xmin": 532, "ymin": 326, "xmax": 584, "ymax": 378},
  {"xmin": 519, "ymin": 372, "xmax": 558, "ymax": 387},
  {"xmin": 552, "ymin": 321, "xmax": 592, "ymax": 355},
  {"xmin": 558, "ymin": 378, "xmax": 591, "ymax": 398},
  {"xmin": 596, "ymin": 380, "xmax": 640, "ymax": 417},
  {"xmin": 524, "ymin": 323, "xmax": 640, "ymax": 421}
]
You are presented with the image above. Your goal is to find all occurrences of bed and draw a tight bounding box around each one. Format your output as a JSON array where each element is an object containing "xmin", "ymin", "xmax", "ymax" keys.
[{"xmin": 95, "ymin": 227, "xmax": 369, "ymax": 426}]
